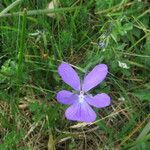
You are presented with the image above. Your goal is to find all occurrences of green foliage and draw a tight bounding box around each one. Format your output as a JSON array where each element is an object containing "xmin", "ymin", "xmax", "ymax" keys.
[
  {"xmin": 0, "ymin": 130, "xmax": 25, "ymax": 150},
  {"xmin": 0, "ymin": 0, "xmax": 149, "ymax": 149},
  {"xmin": 29, "ymin": 101, "xmax": 59, "ymax": 128},
  {"xmin": 134, "ymin": 90, "xmax": 150, "ymax": 101},
  {"xmin": 0, "ymin": 59, "xmax": 17, "ymax": 83}
]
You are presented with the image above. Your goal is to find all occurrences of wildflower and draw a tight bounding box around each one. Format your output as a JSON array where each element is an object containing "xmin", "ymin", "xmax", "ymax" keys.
[
  {"xmin": 118, "ymin": 61, "xmax": 129, "ymax": 69},
  {"xmin": 98, "ymin": 41, "xmax": 106, "ymax": 49},
  {"xmin": 118, "ymin": 96, "xmax": 125, "ymax": 101},
  {"xmin": 56, "ymin": 62, "xmax": 111, "ymax": 123},
  {"xmin": 47, "ymin": 0, "xmax": 58, "ymax": 17}
]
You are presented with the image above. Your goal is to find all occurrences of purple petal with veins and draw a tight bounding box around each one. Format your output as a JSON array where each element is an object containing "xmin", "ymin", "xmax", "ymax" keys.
[
  {"xmin": 56, "ymin": 90, "xmax": 78, "ymax": 105},
  {"xmin": 65, "ymin": 101, "xmax": 96, "ymax": 123},
  {"xmin": 86, "ymin": 93, "xmax": 111, "ymax": 108},
  {"xmin": 82, "ymin": 64, "xmax": 108, "ymax": 92},
  {"xmin": 58, "ymin": 62, "xmax": 81, "ymax": 91}
]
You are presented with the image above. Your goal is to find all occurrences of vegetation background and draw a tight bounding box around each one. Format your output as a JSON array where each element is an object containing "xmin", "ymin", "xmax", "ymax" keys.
[{"xmin": 0, "ymin": 0, "xmax": 150, "ymax": 149}]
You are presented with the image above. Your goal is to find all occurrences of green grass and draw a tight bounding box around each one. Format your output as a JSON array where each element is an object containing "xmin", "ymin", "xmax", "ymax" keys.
[{"xmin": 0, "ymin": 0, "xmax": 150, "ymax": 149}]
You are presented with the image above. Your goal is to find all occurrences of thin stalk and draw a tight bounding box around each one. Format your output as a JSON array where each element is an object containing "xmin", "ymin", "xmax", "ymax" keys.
[
  {"xmin": 17, "ymin": 9, "xmax": 26, "ymax": 83},
  {"xmin": 0, "ymin": 7, "xmax": 80, "ymax": 18},
  {"xmin": 0, "ymin": 0, "xmax": 22, "ymax": 16}
]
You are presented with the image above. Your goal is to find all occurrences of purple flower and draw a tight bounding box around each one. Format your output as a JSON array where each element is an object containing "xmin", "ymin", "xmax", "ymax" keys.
[
  {"xmin": 56, "ymin": 62, "xmax": 111, "ymax": 123},
  {"xmin": 98, "ymin": 41, "xmax": 106, "ymax": 49}
]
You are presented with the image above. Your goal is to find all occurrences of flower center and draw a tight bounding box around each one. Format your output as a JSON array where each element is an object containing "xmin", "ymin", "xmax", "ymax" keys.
[{"xmin": 78, "ymin": 91, "xmax": 85, "ymax": 103}]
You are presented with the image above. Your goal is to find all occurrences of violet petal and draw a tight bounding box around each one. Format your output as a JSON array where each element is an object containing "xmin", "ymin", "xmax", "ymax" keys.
[
  {"xmin": 56, "ymin": 90, "xmax": 78, "ymax": 105},
  {"xmin": 82, "ymin": 64, "xmax": 108, "ymax": 92},
  {"xmin": 86, "ymin": 93, "xmax": 111, "ymax": 108},
  {"xmin": 58, "ymin": 63, "xmax": 80, "ymax": 91},
  {"xmin": 65, "ymin": 101, "xmax": 96, "ymax": 123}
]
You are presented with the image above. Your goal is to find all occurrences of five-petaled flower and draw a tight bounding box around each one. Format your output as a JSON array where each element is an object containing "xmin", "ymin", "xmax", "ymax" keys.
[{"xmin": 56, "ymin": 62, "xmax": 111, "ymax": 123}]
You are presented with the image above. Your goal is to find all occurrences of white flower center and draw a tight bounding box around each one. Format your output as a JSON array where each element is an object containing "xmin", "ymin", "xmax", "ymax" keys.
[{"xmin": 78, "ymin": 91, "xmax": 85, "ymax": 103}]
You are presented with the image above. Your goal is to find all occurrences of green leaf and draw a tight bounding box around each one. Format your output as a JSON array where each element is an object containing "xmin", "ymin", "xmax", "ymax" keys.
[
  {"xmin": 123, "ymin": 23, "xmax": 133, "ymax": 31},
  {"xmin": 133, "ymin": 90, "xmax": 150, "ymax": 101}
]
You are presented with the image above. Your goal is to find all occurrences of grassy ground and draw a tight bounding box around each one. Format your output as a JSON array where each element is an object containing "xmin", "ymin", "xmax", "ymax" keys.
[{"xmin": 0, "ymin": 0, "xmax": 150, "ymax": 149}]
